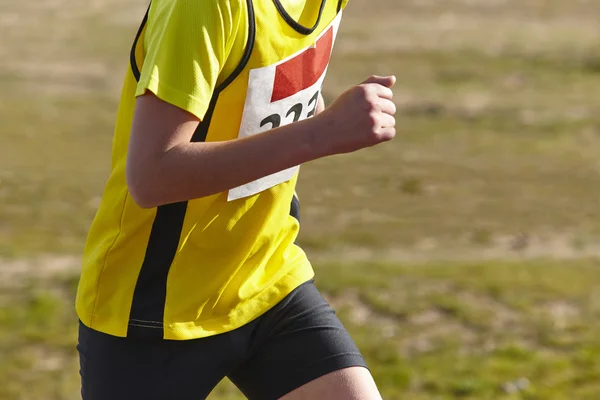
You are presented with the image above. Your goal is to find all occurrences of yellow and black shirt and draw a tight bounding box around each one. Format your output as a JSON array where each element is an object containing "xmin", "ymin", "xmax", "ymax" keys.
[{"xmin": 76, "ymin": 0, "xmax": 348, "ymax": 340}]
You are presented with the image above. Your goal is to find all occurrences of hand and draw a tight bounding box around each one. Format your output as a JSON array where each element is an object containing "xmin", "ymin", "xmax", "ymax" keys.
[{"xmin": 314, "ymin": 75, "xmax": 397, "ymax": 155}]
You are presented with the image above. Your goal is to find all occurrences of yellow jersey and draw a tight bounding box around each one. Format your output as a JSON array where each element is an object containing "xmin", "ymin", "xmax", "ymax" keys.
[{"xmin": 76, "ymin": 0, "xmax": 347, "ymax": 340}]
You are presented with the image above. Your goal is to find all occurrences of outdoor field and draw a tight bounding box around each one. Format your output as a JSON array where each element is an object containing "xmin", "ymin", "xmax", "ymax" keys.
[{"xmin": 2, "ymin": 0, "xmax": 600, "ymax": 399}]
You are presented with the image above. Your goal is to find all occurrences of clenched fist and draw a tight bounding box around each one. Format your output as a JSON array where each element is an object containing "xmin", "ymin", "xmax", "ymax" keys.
[{"xmin": 315, "ymin": 75, "xmax": 397, "ymax": 156}]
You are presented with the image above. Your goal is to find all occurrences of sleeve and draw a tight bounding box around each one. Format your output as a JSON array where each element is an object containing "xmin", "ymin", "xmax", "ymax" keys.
[{"xmin": 135, "ymin": 0, "xmax": 243, "ymax": 120}]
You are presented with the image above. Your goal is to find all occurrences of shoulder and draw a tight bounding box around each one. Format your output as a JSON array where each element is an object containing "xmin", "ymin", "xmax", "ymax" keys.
[
  {"xmin": 146, "ymin": 0, "xmax": 246, "ymax": 39},
  {"xmin": 151, "ymin": 0, "xmax": 245, "ymax": 18}
]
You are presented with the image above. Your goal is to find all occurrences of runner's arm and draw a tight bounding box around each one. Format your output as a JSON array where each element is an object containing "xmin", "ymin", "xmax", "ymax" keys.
[
  {"xmin": 127, "ymin": 77, "xmax": 396, "ymax": 208},
  {"xmin": 127, "ymin": 92, "xmax": 329, "ymax": 208}
]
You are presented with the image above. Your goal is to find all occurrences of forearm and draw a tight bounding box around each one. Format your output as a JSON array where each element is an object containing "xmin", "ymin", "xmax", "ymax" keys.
[
  {"xmin": 127, "ymin": 80, "xmax": 398, "ymax": 208},
  {"xmin": 129, "ymin": 116, "xmax": 328, "ymax": 207}
]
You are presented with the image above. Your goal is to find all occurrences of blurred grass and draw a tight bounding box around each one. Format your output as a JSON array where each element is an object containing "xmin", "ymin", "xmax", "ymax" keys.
[
  {"xmin": 3, "ymin": 260, "xmax": 600, "ymax": 399},
  {"xmin": 2, "ymin": 0, "xmax": 600, "ymax": 398},
  {"xmin": 2, "ymin": 0, "xmax": 600, "ymax": 257}
]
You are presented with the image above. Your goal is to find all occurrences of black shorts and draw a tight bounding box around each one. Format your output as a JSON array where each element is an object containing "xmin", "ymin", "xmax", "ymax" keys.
[{"xmin": 77, "ymin": 280, "xmax": 367, "ymax": 400}]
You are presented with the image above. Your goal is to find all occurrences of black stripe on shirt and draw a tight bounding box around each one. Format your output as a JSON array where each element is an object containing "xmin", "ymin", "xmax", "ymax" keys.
[{"xmin": 127, "ymin": 0, "xmax": 257, "ymax": 339}]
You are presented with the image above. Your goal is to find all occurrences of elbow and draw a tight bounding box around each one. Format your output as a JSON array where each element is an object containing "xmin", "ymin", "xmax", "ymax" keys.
[
  {"xmin": 129, "ymin": 187, "xmax": 160, "ymax": 210},
  {"xmin": 127, "ymin": 179, "xmax": 160, "ymax": 209},
  {"xmin": 126, "ymin": 163, "xmax": 163, "ymax": 209}
]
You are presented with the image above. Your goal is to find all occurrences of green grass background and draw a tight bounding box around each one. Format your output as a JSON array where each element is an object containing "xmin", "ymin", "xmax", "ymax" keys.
[{"xmin": 2, "ymin": 0, "xmax": 600, "ymax": 398}]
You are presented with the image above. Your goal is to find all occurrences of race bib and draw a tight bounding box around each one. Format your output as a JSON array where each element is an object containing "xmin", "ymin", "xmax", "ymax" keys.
[{"xmin": 228, "ymin": 13, "xmax": 342, "ymax": 201}]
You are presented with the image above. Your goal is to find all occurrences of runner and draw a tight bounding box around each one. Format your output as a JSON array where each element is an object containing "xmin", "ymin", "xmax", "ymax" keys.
[{"xmin": 76, "ymin": 0, "xmax": 396, "ymax": 398}]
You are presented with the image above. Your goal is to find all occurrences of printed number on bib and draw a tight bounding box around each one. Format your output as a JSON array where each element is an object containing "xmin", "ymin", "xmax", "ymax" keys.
[{"xmin": 228, "ymin": 13, "xmax": 342, "ymax": 201}]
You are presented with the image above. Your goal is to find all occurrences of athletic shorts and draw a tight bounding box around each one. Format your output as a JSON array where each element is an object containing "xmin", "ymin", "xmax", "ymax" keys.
[{"xmin": 77, "ymin": 280, "xmax": 367, "ymax": 400}]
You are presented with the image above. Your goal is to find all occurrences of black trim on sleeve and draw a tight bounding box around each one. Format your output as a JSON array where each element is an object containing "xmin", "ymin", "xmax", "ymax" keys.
[
  {"xmin": 127, "ymin": 0, "xmax": 257, "ymax": 340},
  {"xmin": 192, "ymin": 0, "xmax": 256, "ymax": 143},
  {"xmin": 130, "ymin": 2, "xmax": 150, "ymax": 82},
  {"xmin": 337, "ymin": 0, "xmax": 344, "ymax": 13},
  {"xmin": 272, "ymin": 0, "xmax": 327, "ymax": 35},
  {"xmin": 290, "ymin": 195, "xmax": 300, "ymax": 223}
]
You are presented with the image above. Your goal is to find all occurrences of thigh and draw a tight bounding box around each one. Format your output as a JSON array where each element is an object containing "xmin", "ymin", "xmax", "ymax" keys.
[
  {"xmin": 228, "ymin": 281, "xmax": 378, "ymax": 400},
  {"xmin": 77, "ymin": 322, "xmax": 236, "ymax": 400},
  {"xmin": 280, "ymin": 367, "xmax": 381, "ymax": 400}
]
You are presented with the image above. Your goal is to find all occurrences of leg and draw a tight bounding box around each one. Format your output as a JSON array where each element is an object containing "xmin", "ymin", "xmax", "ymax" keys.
[
  {"xmin": 77, "ymin": 321, "xmax": 236, "ymax": 400},
  {"xmin": 280, "ymin": 367, "xmax": 381, "ymax": 400},
  {"xmin": 228, "ymin": 280, "xmax": 382, "ymax": 400}
]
